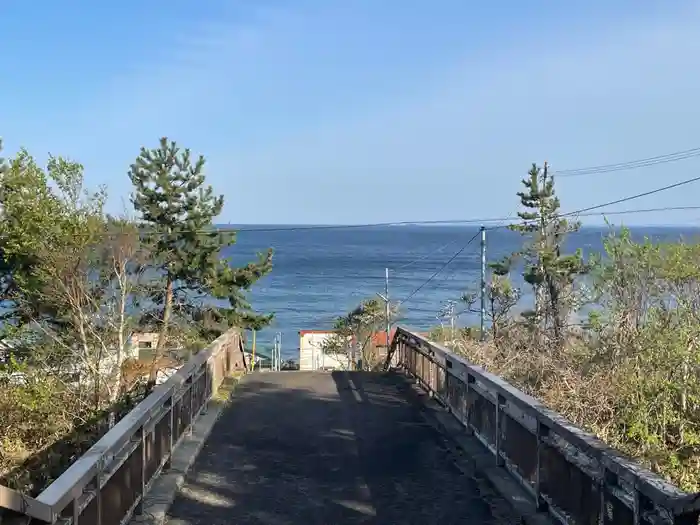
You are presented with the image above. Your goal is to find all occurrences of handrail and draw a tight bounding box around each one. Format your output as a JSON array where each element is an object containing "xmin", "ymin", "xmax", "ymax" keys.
[
  {"xmin": 390, "ymin": 326, "xmax": 700, "ymax": 525},
  {"xmin": 0, "ymin": 328, "xmax": 246, "ymax": 524}
]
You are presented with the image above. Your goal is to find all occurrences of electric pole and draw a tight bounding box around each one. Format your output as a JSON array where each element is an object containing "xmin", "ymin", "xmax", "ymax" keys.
[
  {"xmin": 376, "ymin": 267, "xmax": 391, "ymax": 364},
  {"xmin": 271, "ymin": 332, "xmax": 282, "ymax": 371},
  {"xmin": 277, "ymin": 332, "xmax": 282, "ymax": 371},
  {"xmin": 480, "ymin": 226, "xmax": 487, "ymax": 342}
]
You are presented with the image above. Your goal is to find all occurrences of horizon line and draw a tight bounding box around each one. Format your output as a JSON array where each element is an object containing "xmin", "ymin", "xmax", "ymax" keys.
[{"xmin": 216, "ymin": 222, "xmax": 700, "ymax": 229}]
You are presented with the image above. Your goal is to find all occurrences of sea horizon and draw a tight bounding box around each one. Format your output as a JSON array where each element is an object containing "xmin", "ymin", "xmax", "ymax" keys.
[{"xmin": 226, "ymin": 223, "xmax": 700, "ymax": 360}]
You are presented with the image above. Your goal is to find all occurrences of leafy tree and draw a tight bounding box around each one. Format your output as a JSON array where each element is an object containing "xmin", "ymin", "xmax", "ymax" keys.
[
  {"xmin": 0, "ymin": 150, "xmax": 91, "ymax": 334},
  {"xmin": 322, "ymin": 298, "xmax": 398, "ymax": 370},
  {"xmin": 462, "ymin": 272, "xmax": 520, "ymax": 343},
  {"xmin": 0, "ymin": 149, "xmax": 150, "ymax": 413},
  {"xmin": 499, "ymin": 163, "xmax": 588, "ymax": 345},
  {"xmin": 128, "ymin": 138, "xmax": 272, "ymax": 373}
]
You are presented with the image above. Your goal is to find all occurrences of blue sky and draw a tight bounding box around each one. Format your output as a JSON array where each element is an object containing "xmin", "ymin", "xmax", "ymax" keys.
[{"xmin": 3, "ymin": 1, "xmax": 700, "ymax": 225}]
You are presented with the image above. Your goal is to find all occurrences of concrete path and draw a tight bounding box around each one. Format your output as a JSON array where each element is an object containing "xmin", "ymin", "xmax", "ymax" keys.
[{"xmin": 164, "ymin": 371, "xmax": 513, "ymax": 524}]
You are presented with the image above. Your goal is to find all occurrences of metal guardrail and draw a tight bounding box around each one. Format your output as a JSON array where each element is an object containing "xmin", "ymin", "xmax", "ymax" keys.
[
  {"xmin": 0, "ymin": 328, "xmax": 246, "ymax": 525},
  {"xmin": 391, "ymin": 326, "xmax": 700, "ymax": 525}
]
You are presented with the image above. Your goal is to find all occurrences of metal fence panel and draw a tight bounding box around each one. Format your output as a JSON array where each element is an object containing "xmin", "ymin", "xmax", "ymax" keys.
[
  {"xmin": 390, "ymin": 327, "xmax": 700, "ymax": 525},
  {"xmin": 0, "ymin": 328, "xmax": 246, "ymax": 524}
]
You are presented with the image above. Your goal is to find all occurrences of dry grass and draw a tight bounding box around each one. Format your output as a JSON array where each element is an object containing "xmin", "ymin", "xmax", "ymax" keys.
[{"xmin": 445, "ymin": 327, "xmax": 700, "ymax": 492}]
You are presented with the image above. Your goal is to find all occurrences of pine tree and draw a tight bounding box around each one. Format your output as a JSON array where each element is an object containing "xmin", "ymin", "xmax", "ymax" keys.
[
  {"xmin": 506, "ymin": 163, "xmax": 587, "ymax": 345},
  {"xmin": 128, "ymin": 138, "xmax": 272, "ymax": 367}
]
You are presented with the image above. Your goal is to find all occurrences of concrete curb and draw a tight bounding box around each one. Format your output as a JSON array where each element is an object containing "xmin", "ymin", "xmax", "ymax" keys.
[
  {"xmin": 391, "ymin": 372, "xmax": 555, "ymax": 525},
  {"xmin": 129, "ymin": 374, "xmax": 244, "ymax": 525}
]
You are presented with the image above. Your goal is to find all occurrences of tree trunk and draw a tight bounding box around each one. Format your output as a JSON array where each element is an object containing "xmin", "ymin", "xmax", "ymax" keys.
[{"xmin": 150, "ymin": 275, "xmax": 174, "ymax": 381}]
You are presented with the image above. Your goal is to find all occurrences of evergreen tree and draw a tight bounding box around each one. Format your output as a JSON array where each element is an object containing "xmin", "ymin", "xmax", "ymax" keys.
[
  {"xmin": 500, "ymin": 163, "xmax": 587, "ymax": 345},
  {"xmin": 128, "ymin": 138, "xmax": 272, "ymax": 364}
]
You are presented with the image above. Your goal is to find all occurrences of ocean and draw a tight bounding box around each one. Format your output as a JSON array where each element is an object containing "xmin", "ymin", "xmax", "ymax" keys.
[{"xmin": 223, "ymin": 224, "xmax": 700, "ymax": 360}]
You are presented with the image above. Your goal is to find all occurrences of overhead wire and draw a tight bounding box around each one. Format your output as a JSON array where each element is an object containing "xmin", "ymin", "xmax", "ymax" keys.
[
  {"xmin": 553, "ymin": 146, "xmax": 700, "ymax": 177},
  {"xmin": 485, "ymin": 176, "xmax": 700, "ymax": 232},
  {"xmin": 69, "ymin": 145, "xmax": 700, "ymax": 239},
  {"xmin": 392, "ymin": 238, "xmax": 465, "ymax": 271},
  {"xmin": 398, "ymin": 231, "xmax": 481, "ymax": 306},
  {"xmin": 90, "ymin": 205, "xmax": 700, "ymax": 239},
  {"xmin": 396, "ymin": 190, "xmax": 700, "ymax": 310}
]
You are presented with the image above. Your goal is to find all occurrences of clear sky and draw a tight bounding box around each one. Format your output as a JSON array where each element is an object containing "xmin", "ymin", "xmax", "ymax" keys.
[{"xmin": 3, "ymin": 1, "xmax": 700, "ymax": 225}]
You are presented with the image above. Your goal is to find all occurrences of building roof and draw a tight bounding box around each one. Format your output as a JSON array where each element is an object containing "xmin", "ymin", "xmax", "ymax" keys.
[
  {"xmin": 370, "ymin": 327, "xmax": 398, "ymax": 347},
  {"xmin": 370, "ymin": 328, "xmax": 430, "ymax": 347},
  {"xmin": 299, "ymin": 329, "xmax": 337, "ymax": 336},
  {"xmin": 300, "ymin": 327, "xmax": 429, "ymax": 347}
]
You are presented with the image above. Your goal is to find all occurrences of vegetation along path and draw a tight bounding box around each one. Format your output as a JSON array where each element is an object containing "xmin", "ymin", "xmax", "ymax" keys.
[{"xmin": 164, "ymin": 371, "xmax": 515, "ymax": 524}]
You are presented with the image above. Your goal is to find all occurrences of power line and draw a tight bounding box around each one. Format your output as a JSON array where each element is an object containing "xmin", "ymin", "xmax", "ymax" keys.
[
  {"xmin": 554, "ymin": 147, "xmax": 700, "ymax": 177},
  {"xmin": 270, "ymin": 203, "xmax": 700, "ymax": 330},
  {"xmin": 396, "ymin": 197, "xmax": 700, "ymax": 309},
  {"xmin": 90, "ymin": 204, "xmax": 700, "ymax": 239},
  {"xmin": 393, "ymin": 238, "xmax": 465, "ymax": 271},
  {"xmin": 561, "ymin": 175, "xmax": 700, "ymax": 218},
  {"xmin": 399, "ymin": 231, "xmax": 481, "ymax": 306},
  {"xmin": 487, "ymin": 176, "xmax": 700, "ymax": 232}
]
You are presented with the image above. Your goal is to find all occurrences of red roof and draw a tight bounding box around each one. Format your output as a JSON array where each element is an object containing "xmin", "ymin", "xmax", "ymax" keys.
[{"xmin": 370, "ymin": 327, "xmax": 398, "ymax": 347}]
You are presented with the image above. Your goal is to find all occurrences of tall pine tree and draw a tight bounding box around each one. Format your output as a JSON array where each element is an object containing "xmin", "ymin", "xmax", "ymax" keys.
[
  {"xmin": 129, "ymin": 138, "xmax": 272, "ymax": 367},
  {"xmin": 502, "ymin": 163, "xmax": 587, "ymax": 345}
]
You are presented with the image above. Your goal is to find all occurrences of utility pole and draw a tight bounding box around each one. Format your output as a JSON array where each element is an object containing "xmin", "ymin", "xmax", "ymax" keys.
[
  {"xmin": 277, "ymin": 332, "xmax": 282, "ymax": 371},
  {"xmin": 272, "ymin": 334, "xmax": 277, "ymax": 371},
  {"xmin": 376, "ymin": 267, "xmax": 391, "ymax": 364},
  {"xmin": 480, "ymin": 226, "xmax": 487, "ymax": 342},
  {"xmin": 251, "ymin": 329, "xmax": 257, "ymax": 371}
]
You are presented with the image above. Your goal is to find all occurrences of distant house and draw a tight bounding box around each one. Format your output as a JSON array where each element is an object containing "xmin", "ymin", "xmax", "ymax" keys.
[
  {"xmin": 298, "ymin": 330, "xmax": 352, "ymax": 371},
  {"xmin": 129, "ymin": 331, "xmax": 158, "ymax": 354},
  {"xmin": 126, "ymin": 331, "xmax": 190, "ymax": 385},
  {"xmin": 299, "ymin": 328, "xmax": 432, "ymax": 371}
]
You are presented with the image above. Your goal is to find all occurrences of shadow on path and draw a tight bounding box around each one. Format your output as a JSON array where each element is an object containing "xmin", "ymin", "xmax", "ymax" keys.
[{"xmin": 163, "ymin": 371, "xmax": 508, "ymax": 524}]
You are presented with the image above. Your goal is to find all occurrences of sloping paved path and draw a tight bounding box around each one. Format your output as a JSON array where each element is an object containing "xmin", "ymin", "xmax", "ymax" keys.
[{"xmin": 165, "ymin": 371, "xmax": 513, "ymax": 524}]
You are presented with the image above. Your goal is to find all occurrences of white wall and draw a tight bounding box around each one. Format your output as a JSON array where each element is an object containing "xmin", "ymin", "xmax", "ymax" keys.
[{"xmin": 299, "ymin": 332, "xmax": 351, "ymax": 371}]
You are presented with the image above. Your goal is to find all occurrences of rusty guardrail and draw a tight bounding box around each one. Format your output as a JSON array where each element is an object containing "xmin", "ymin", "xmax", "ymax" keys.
[
  {"xmin": 391, "ymin": 326, "xmax": 700, "ymax": 525},
  {"xmin": 0, "ymin": 328, "xmax": 246, "ymax": 524}
]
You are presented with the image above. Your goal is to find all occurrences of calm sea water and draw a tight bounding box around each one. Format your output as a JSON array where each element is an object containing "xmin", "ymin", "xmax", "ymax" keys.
[{"xmin": 223, "ymin": 224, "xmax": 700, "ymax": 360}]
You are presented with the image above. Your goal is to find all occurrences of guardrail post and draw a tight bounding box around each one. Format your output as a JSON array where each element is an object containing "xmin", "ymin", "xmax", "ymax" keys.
[
  {"xmin": 137, "ymin": 425, "xmax": 146, "ymax": 515},
  {"xmin": 201, "ymin": 362, "xmax": 209, "ymax": 414},
  {"xmin": 72, "ymin": 496, "xmax": 80, "ymax": 524},
  {"xmin": 164, "ymin": 395, "xmax": 174, "ymax": 470},
  {"xmin": 495, "ymin": 393, "xmax": 506, "ymax": 467},
  {"xmin": 428, "ymin": 359, "xmax": 435, "ymax": 397},
  {"xmin": 188, "ymin": 377, "xmax": 195, "ymax": 436},
  {"xmin": 535, "ymin": 420, "xmax": 549, "ymax": 512},
  {"xmin": 601, "ymin": 468, "xmax": 616, "ymax": 525},
  {"xmin": 465, "ymin": 374, "xmax": 475, "ymax": 433},
  {"xmin": 443, "ymin": 361, "xmax": 451, "ymax": 412}
]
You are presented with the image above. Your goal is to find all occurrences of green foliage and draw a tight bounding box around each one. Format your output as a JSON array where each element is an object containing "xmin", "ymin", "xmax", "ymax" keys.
[
  {"xmin": 128, "ymin": 137, "xmax": 273, "ymax": 348},
  {"xmin": 456, "ymin": 220, "xmax": 700, "ymax": 491},
  {"xmin": 0, "ymin": 136, "xmax": 272, "ymax": 493},
  {"xmin": 506, "ymin": 163, "xmax": 588, "ymax": 343},
  {"xmin": 589, "ymin": 231, "xmax": 700, "ymax": 490},
  {"xmin": 0, "ymin": 150, "xmax": 107, "ymax": 344},
  {"xmin": 322, "ymin": 298, "xmax": 396, "ymax": 370}
]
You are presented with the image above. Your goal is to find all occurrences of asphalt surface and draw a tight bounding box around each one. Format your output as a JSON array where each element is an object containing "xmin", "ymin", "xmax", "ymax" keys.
[{"xmin": 165, "ymin": 371, "xmax": 515, "ymax": 524}]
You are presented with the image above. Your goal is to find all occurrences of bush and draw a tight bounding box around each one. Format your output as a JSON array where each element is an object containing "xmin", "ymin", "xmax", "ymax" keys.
[{"xmin": 447, "ymin": 228, "xmax": 700, "ymax": 491}]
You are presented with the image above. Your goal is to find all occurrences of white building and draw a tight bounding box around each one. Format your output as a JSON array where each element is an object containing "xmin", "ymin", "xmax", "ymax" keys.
[{"xmin": 298, "ymin": 330, "xmax": 352, "ymax": 371}]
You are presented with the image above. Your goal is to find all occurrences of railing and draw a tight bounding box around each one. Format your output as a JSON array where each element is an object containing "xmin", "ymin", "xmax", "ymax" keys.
[
  {"xmin": 390, "ymin": 327, "xmax": 700, "ymax": 525},
  {"xmin": 0, "ymin": 328, "xmax": 246, "ymax": 525}
]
